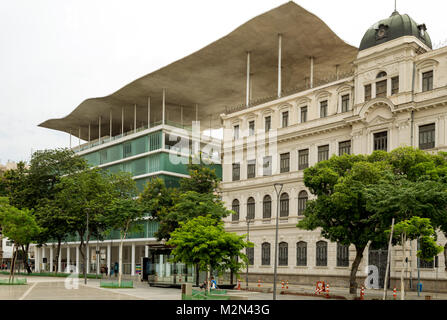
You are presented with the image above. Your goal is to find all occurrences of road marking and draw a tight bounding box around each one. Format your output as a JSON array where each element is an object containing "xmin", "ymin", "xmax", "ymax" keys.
[{"xmin": 19, "ymin": 282, "xmax": 38, "ymax": 300}]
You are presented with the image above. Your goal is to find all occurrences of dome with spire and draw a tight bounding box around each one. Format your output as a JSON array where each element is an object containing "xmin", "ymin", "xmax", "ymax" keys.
[{"xmin": 359, "ymin": 11, "xmax": 432, "ymax": 51}]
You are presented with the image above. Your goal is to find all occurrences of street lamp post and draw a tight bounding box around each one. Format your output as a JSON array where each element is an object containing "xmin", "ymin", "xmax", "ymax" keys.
[
  {"xmin": 246, "ymin": 217, "xmax": 252, "ymax": 290},
  {"xmin": 273, "ymin": 183, "xmax": 283, "ymax": 300}
]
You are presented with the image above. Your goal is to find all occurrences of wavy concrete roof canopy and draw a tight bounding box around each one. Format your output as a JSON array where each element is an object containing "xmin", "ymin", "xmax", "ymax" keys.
[{"xmin": 39, "ymin": 1, "xmax": 358, "ymax": 141}]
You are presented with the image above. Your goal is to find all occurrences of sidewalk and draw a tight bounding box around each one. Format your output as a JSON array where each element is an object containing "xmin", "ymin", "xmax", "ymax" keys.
[{"xmin": 234, "ymin": 282, "xmax": 447, "ymax": 300}]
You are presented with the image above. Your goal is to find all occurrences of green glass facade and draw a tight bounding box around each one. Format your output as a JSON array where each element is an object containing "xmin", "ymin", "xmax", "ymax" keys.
[{"xmin": 74, "ymin": 127, "xmax": 222, "ymax": 241}]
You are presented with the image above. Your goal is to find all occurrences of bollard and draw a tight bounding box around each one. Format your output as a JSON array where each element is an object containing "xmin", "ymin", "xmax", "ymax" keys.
[
  {"xmin": 237, "ymin": 280, "xmax": 241, "ymax": 290},
  {"xmin": 258, "ymin": 279, "xmax": 261, "ymax": 288},
  {"xmin": 281, "ymin": 281, "xmax": 284, "ymax": 290},
  {"xmin": 393, "ymin": 287, "xmax": 397, "ymax": 300},
  {"xmin": 286, "ymin": 280, "xmax": 289, "ymax": 290},
  {"xmin": 326, "ymin": 283, "xmax": 330, "ymax": 298},
  {"xmin": 360, "ymin": 286, "xmax": 365, "ymax": 300}
]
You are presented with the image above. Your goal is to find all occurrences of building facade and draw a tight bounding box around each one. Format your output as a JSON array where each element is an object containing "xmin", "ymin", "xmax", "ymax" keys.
[
  {"xmin": 220, "ymin": 10, "xmax": 447, "ymax": 291},
  {"xmin": 36, "ymin": 2, "xmax": 447, "ymax": 290}
]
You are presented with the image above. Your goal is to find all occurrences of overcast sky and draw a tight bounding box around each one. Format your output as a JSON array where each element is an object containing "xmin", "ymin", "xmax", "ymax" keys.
[{"xmin": 1, "ymin": 0, "xmax": 446, "ymax": 164}]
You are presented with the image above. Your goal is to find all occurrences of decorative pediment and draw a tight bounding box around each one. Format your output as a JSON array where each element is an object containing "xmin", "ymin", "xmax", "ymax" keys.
[{"xmin": 368, "ymin": 115, "xmax": 393, "ymax": 127}]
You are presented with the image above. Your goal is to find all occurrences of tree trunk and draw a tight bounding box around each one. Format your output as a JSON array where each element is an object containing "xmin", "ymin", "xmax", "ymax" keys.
[
  {"xmin": 9, "ymin": 246, "xmax": 17, "ymax": 283},
  {"xmin": 119, "ymin": 238, "xmax": 123, "ymax": 287},
  {"xmin": 207, "ymin": 267, "xmax": 210, "ymax": 295},
  {"xmin": 400, "ymin": 233, "xmax": 406, "ymax": 300},
  {"xmin": 349, "ymin": 246, "xmax": 365, "ymax": 295}
]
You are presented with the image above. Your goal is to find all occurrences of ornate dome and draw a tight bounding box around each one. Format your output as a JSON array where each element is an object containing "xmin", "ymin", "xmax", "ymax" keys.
[{"xmin": 359, "ymin": 11, "xmax": 432, "ymax": 51}]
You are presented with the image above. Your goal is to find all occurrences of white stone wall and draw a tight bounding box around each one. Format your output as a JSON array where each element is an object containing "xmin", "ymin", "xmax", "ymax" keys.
[{"xmin": 221, "ymin": 37, "xmax": 447, "ymax": 283}]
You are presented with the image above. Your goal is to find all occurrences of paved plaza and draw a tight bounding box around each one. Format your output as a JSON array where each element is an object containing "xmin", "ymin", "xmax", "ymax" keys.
[{"xmin": 0, "ymin": 275, "xmax": 326, "ymax": 300}]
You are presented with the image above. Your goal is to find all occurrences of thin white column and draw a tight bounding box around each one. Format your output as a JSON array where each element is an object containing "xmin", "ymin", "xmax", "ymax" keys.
[
  {"xmin": 121, "ymin": 106, "xmax": 124, "ymax": 134},
  {"xmin": 58, "ymin": 247, "xmax": 62, "ymax": 272},
  {"xmin": 310, "ymin": 56, "xmax": 314, "ymax": 89},
  {"xmin": 66, "ymin": 246, "xmax": 70, "ymax": 271},
  {"xmin": 107, "ymin": 243, "xmax": 111, "ymax": 276},
  {"xmin": 181, "ymin": 106, "xmax": 183, "ymax": 126},
  {"xmin": 88, "ymin": 123, "xmax": 91, "ymax": 147},
  {"xmin": 50, "ymin": 247, "xmax": 54, "ymax": 272},
  {"xmin": 78, "ymin": 128, "xmax": 81, "ymax": 149},
  {"xmin": 76, "ymin": 246, "xmax": 80, "ymax": 273},
  {"xmin": 246, "ymin": 51, "xmax": 251, "ymax": 106},
  {"xmin": 98, "ymin": 116, "xmax": 101, "ymax": 144},
  {"xmin": 86, "ymin": 245, "xmax": 90, "ymax": 274},
  {"xmin": 110, "ymin": 110, "xmax": 112, "ymax": 138},
  {"xmin": 162, "ymin": 89, "xmax": 166, "ymax": 125},
  {"xmin": 131, "ymin": 243, "xmax": 136, "ymax": 276},
  {"xmin": 147, "ymin": 97, "xmax": 151, "ymax": 128},
  {"xmin": 69, "ymin": 129, "xmax": 72, "ymax": 149},
  {"xmin": 134, "ymin": 104, "xmax": 137, "ymax": 133},
  {"xmin": 35, "ymin": 247, "xmax": 40, "ymax": 272},
  {"xmin": 145, "ymin": 245, "xmax": 149, "ymax": 257},
  {"xmin": 195, "ymin": 104, "xmax": 198, "ymax": 122},
  {"xmin": 42, "ymin": 247, "xmax": 46, "ymax": 272},
  {"xmin": 277, "ymin": 34, "xmax": 282, "ymax": 98}
]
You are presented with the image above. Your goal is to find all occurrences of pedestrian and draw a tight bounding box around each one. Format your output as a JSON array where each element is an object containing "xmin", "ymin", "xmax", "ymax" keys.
[
  {"xmin": 105, "ymin": 265, "xmax": 108, "ymax": 277},
  {"xmin": 114, "ymin": 262, "xmax": 118, "ymax": 278},
  {"xmin": 210, "ymin": 277, "xmax": 217, "ymax": 289}
]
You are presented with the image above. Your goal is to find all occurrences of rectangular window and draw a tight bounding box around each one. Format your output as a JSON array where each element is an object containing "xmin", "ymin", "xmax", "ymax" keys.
[
  {"xmin": 422, "ymin": 71, "xmax": 433, "ymax": 92},
  {"xmin": 341, "ymin": 95, "xmax": 350, "ymax": 113},
  {"xmin": 320, "ymin": 100, "xmax": 328, "ymax": 118},
  {"xmin": 337, "ymin": 243, "xmax": 349, "ymax": 267},
  {"xmin": 298, "ymin": 149, "xmax": 309, "ymax": 170},
  {"xmin": 282, "ymin": 111, "xmax": 289, "ymax": 128},
  {"xmin": 99, "ymin": 149, "xmax": 108, "ymax": 164},
  {"xmin": 419, "ymin": 123, "xmax": 435, "ymax": 150},
  {"xmin": 247, "ymin": 160, "xmax": 256, "ymax": 179},
  {"xmin": 265, "ymin": 116, "xmax": 271, "ymax": 132},
  {"xmin": 263, "ymin": 156, "xmax": 272, "ymax": 176},
  {"xmin": 364, "ymin": 84, "xmax": 372, "ymax": 101},
  {"xmin": 373, "ymin": 131, "xmax": 388, "ymax": 151},
  {"xmin": 301, "ymin": 106, "xmax": 308, "ymax": 123},
  {"xmin": 248, "ymin": 121, "xmax": 255, "ymax": 136},
  {"xmin": 123, "ymin": 142, "xmax": 132, "ymax": 158},
  {"xmin": 339, "ymin": 140, "xmax": 351, "ymax": 155},
  {"xmin": 376, "ymin": 79, "xmax": 387, "ymax": 98},
  {"xmin": 233, "ymin": 125, "xmax": 240, "ymax": 140},
  {"xmin": 232, "ymin": 163, "xmax": 240, "ymax": 181},
  {"xmin": 391, "ymin": 76, "xmax": 399, "ymax": 95},
  {"xmin": 318, "ymin": 145, "xmax": 329, "ymax": 162},
  {"xmin": 280, "ymin": 153, "xmax": 290, "ymax": 173}
]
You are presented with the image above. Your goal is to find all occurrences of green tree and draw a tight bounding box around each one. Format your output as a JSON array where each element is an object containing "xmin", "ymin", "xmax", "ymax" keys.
[
  {"xmin": 0, "ymin": 197, "xmax": 40, "ymax": 282},
  {"xmin": 167, "ymin": 215, "xmax": 251, "ymax": 293},
  {"xmin": 1, "ymin": 149, "xmax": 88, "ymax": 273},
  {"xmin": 389, "ymin": 216, "xmax": 443, "ymax": 300},
  {"xmin": 101, "ymin": 172, "xmax": 145, "ymax": 286},
  {"xmin": 297, "ymin": 153, "xmax": 392, "ymax": 294},
  {"xmin": 54, "ymin": 168, "xmax": 114, "ymax": 283},
  {"xmin": 179, "ymin": 162, "xmax": 220, "ymax": 194}
]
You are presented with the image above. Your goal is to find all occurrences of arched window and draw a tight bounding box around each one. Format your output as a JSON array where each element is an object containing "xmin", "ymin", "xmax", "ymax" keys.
[
  {"xmin": 296, "ymin": 241, "xmax": 307, "ymax": 266},
  {"xmin": 376, "ymin": 71, "xmax": 387, "ymax": 78},
  {"xmin": 298, "ymin": 191, "xmax": 308, "ymax": 216},
  {"xmin": 231, "ymin": 199, "xmax": 239, "ymax": 222},
  {"xmin": 337, "ymin": 243, "xmax": 349, "ymax": 267},
  {"xmin": 316, "ymin": 241, "xmax": 328, "ymax": 266},
  {"xmin": 261, "ymin": 242, "xmax": 271, "ymax": 266},
  {"xmin": 263, "ymin": 195, "xmax": 272, "ymax": 219},
  {"xmin": 280, "ymin": 193, "xmax": 289, "ymax": 217},
  {"xmin": 247, "ymin": 197, "xmax": 255, "ymax": 220},
  {"xmin": 279, "ymin": 242, "xmax": 288, "ymax": 266}
]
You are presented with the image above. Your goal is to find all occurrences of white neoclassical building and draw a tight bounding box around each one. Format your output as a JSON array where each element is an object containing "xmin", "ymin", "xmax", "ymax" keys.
[
  {"xmin": 36, "ymin": 2, "xmax": 447, "ymax": 290},
  {"xmin": 220, "ymin": 7, "xmax": 447, "ymax": 291}
]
